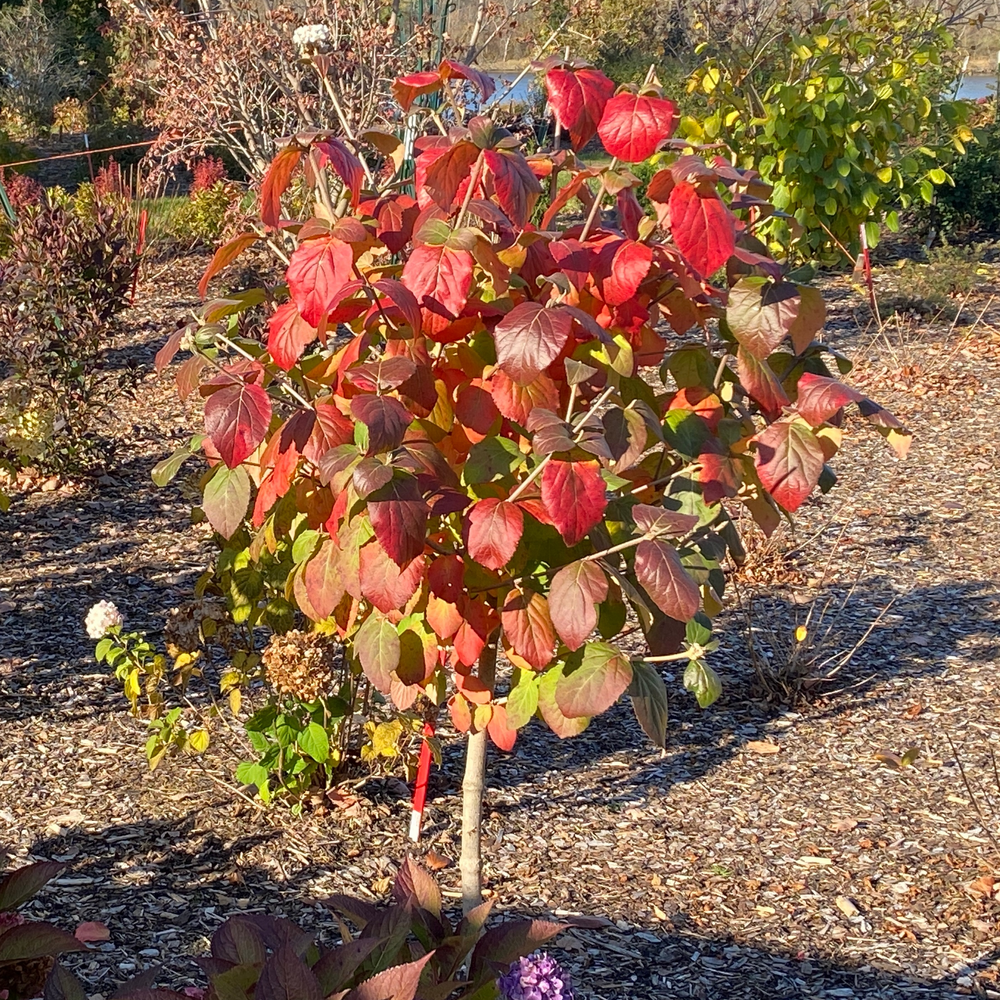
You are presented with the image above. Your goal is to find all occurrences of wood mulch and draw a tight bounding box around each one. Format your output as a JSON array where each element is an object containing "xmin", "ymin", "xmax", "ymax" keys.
[{"xmin": 2, "ymin": 254, "xmax": 1000, "ymax": 1000}]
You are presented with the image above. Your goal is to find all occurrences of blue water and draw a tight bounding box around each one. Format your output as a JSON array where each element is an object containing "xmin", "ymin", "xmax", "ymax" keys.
[{"xmin": 484, "ymin": 71, "xmax": 997, "ymax": 106}]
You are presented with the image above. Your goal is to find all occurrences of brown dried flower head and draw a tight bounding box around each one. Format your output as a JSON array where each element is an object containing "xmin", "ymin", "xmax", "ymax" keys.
[{"xmin": 262, "ymin": 630, "xmax": 337, "ymax": 702}]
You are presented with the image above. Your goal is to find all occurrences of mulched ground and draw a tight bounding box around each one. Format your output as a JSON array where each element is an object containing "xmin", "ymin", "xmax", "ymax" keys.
[{"xmin": 2, "ymin": 253, "xmax": 1000, "ymax": 1000}]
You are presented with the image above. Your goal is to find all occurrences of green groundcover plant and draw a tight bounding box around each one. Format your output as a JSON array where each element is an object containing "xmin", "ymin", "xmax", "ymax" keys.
[{"xmin": 151, "ymin": 54, "xmax": 908, "ymax": 907}]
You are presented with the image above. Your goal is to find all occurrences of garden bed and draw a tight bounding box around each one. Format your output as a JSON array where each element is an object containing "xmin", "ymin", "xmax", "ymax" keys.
[{"xmin": 1, "ymin": 256, "xmax": 1000, "ymax": 999}]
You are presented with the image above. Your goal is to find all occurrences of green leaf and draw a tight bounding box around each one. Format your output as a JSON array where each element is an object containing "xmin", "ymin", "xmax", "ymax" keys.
[
  {"xmin": 683, "ymin": 657, "xmax": 722, "ymax": 708},
  {"xmin": 151, "ymin": 436, "xmax": 203, "ymax": 487},
  {"xmin": 463, "ymin": 436, "xmax": 525, "ymax": 485},
  {"xmin": 628, "ymin": 660, "xmax": 669, "ymax": 747},
  {"xmin": 202, "ymin": 464, "xmax": 251, "ymax": 539},
  {"xmin": 94, "ymin": 637, "xmax": 114, "ymax": 663},
  {"xmin": 662, "ymin": 410, "xmax": 709, "ymax": 459},
  {"xmin": 297, "ymin": 722, "xmax": 330, "ymax": 763},
  {"xmin": 505, "ymin": 668, "xmax": 539, "ymax": 729},
  {"xmin": 235, "ymin": 761, "xmax": 270, "ymax": 791}
]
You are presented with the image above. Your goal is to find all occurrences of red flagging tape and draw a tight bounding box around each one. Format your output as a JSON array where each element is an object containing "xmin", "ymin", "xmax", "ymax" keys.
[{"xmin": 409, "ymin": 721, "xmax": 435, "ymax": 843}]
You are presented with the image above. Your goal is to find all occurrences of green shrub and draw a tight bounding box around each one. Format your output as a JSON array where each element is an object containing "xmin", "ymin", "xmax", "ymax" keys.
[
  {"xmin": 682, "ymin": 0, "xmax": 972, "ymax": 262},
  {"xmin": 0, "ymin": 203, "xmax": 139, "ymax": 476},
  {"xmin": 928, "ymin": 118, "xmax": 1000, "ymax": 236}
]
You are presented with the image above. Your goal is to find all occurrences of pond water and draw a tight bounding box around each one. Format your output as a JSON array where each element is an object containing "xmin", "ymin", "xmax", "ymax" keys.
[{"xmin": 484, "ymin": 71, "xmax": 998, "ymax": 107}]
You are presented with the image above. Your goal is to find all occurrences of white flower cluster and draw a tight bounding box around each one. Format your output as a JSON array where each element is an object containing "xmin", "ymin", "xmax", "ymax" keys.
[
  {"xmin": 292, "ymin": 23, "xmax": 331, "ymax": 50},
  {"xmin": 85, "ymin": 600, "xmax": 123, "ymax": 640}
]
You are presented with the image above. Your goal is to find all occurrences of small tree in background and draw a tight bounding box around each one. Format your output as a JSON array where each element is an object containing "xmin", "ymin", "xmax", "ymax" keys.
[{"xmin": 155, "ymin": 56, "xmax": 909, "ymax": 911}]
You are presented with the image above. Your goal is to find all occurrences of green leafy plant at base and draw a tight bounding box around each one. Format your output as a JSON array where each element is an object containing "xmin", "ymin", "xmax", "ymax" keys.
[
  {"xmin": 682, "ymin": 0, "xmax": 973, "ymax": 261},
  {"xmin": 150, "ymin": 53, "xmax": 909, "ymax": 912},
  {"xmin": 879, "ymin": 240, "xmax": 988, "ymax": 319},
  {"xmin": 0, "ymin": 861, "xmax": 107, "ymax": 1000},
  {"xmin": 927, "ymin": 118, "xmax": 1000, "ymax": 236}
]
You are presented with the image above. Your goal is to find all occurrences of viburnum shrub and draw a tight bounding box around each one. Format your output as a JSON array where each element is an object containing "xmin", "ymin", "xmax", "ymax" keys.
[
  {"xmin": 0, "ymin": 861, "xmax": 107, "ymax": 1000},
  {"xmin": 155, "ymin": 56, "xmax": 909, "ymax": 909},
  {"xmin": 46, "ymin": 859, "xmax": 581, "ymax": 1000}
]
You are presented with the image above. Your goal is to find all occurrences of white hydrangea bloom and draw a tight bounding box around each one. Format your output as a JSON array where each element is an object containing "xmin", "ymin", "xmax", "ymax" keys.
[
  {"xmin": 292, "ymin": 24, "xmax": 331, "ymax": 50},
  {"xmin": 85, "ymin": 600, "xmax": 123, "ymax": 640}
]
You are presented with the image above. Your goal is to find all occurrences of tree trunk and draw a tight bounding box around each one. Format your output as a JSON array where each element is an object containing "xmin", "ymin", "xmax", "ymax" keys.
[{"xmin": 459, "ymin": 639, "xmax": 497, "ymax": 914}]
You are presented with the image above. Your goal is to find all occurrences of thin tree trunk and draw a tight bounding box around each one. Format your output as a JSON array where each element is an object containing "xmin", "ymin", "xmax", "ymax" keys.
[{"xmin": 460, "ymin": 639, "xmax": 498, "ymax": 914}]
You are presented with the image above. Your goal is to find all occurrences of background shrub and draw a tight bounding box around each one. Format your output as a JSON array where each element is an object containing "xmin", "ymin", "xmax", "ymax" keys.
[{"xmin": 0, "ymin": 203, "xmax": 140, "ymax": 474}]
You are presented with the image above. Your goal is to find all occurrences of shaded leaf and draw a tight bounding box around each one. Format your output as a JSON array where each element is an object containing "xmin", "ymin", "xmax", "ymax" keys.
[
  {"xmin": 494, "ymin": 302, "xmax": 573, "ymax": 386},
  {"xmin": 351, "ymin": 395, "xmax": 413, "ymax": 456},
  {"xmin": 548, "ymin": 561, "xmax": 608, "ymax": 651},
  {"xmin": 204, "ymin": 379, "xmax": 271, "ymax": 469},
  {"xmin": 0, "ymin": 862, "xmax": 64, "ymax": 912},
  {"xmin": 501, "ymin": 588, "xmax": 556, "ymax": 670},
  {"xmin": 202, "ymin": 464, "xmax": 250, "ymax": 539},
  {"xmin": 466, "ymin": 499, "xmax": 524, "ymax": 570},
  {"xmin": 0, "ymin": 923, "xmax": 87, "ymax": 962},
  {"xmin": 355, "ymin": 612, "xmax": 400, "ymax": 693},
  {"xmin": 367, "ymin": 476, "xmax": 428, "ymax": 566},
  {"xmin": 628, "ymin": 660, "xmax": 669, "ymax": 747},
  {"xmin": 634, "ymin": 539, "xmax": 700, "ymax": 621}
]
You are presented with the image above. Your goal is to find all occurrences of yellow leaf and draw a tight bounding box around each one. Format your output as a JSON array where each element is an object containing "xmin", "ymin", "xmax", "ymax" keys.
[
  {"xmin": 188, "ymin": 729, "xmax": 210, "ymax": 754},
  {"xmin": 229, "ymin": 688, "xmax": 242, "ymax": 716},
  {"xmin": 795, "ymin": 625, "xmax": 808, "ymax": 643}
]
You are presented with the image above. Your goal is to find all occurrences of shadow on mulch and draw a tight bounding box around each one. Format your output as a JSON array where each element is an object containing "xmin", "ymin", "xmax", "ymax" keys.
[
  {"xmin": 473, "ymin": 578, "xmax": 999, "ymax": 808},
  {"xmin": 22, "ymin": 815, "xmax": 984, "ymax": 999}
]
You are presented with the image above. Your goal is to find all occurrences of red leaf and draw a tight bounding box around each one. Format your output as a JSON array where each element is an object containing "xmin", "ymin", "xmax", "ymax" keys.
[
  {"xmin": 483, "ymin": 149, "xmax": 541, "ymax": 228},
  {"xmin": 795, "ymin": 372, "xmax": 865, "ymax": 427},
  {"xmin": 698, "ymin": 441, "xmax": 742, "ymax": 503},
  {"xmin": 555, "ymin": 641, "xmax": 632, "ymax": 718},
  {"xmin": 541, "ymin": 169, "xmax": 599, "ymax": 229},
  {"xmin": 392, "ymin": 70, "xmax": 443, "ymax": 112},
  {"xmin": 453, "ymin": 597, "xmax": 498, "ymax": 667},
  {"xmin": 377, "ymin": 195, "xmax": 420, "ymax": 255},
  {"xmin": 198, "ymin": 233, "xmax": 258, "ymax": 298},
  {"xmin": 494, "ymin": 302, "xmax": 573, "ymax": 385},
  {"xmin": 74, "ymin": 921, "xmax": 110, "ymax": 944},
  {"xmin": 668, "ymin": 180, "xmax": 736, "ymax": 278},
  {"xmin": 204, "ymin": 379, "xmax": 271, "ymax": 469},
  {"xmin": 303, "ymin": 537, "xmax": 345, "ymax": 620},
  {"xmin": 350, "ymin": 394, "xmax": 413, "ymax": 455},
  {"xmin": 635, "ymin": 539, "xmax": 701, "ymax": 621},
  {"xmin": 155, "ymin": 327, "xmax": 185, "ymax": 372},
  {"xmin": 490, "ymin": 370, "xmax": 560, "ymax": 424},
  {"xmin": 737, "ymin": 347, "xmax": 790, "ymax": 422},
  {"xmin": 428, "ymin": 553, "xmax": 465, "ymax": 603},
  {"xmin": 402, "ymin": 244, "xmax": 474, "ymax": 334},
  {"xmin": 449, "ymin": 692, "xmax": 473, "ymax": 732},
  {"xmin": 598, "ymin": 93, "xmax": 677, "ymax": 162},
  {"xmin": 439, "ymin": 59, "xmax": 496, "ymax": 103},
  {"xmin": 541, "ymin": 460, "xmax": 607, "ymax": 546},
  {"xmin": 360, "ymin": 541, "xmax": 425, "ymax": 613},
  {"xmin": 313, "ymin": 138, "xmax": 364, "ymax": 206},
  {"xmin": 501, "ymin": 587, "xmax": 556, "ymax": 670},
  {"xmin": 268, "ymin": 301, "xmax": 317, "ymax": 370},
  {"xmin": 304, "ymin": 399, "xmax": 354, "ymax": 464},
  {"xmin": 367, "ymin": 475, "xmax": 429, "ymax": 565},
  {"xmin": 544, "ymin": 65, "xmax": 616, "ymax": 150},
  {"xmin": 487, "ymin": 703, "xmax": 517, "ymax": 751},
  {"xmin": 372, "ymin": 278, "xmax": 422, "ymax": 335},
  {"xmin": 455, "ymin": 382, "xmax": 500, "ymax": 435},
  {"xmin": 287, "ymin": 237, "xmax": 354, "ymax": 327},
  {"xmin": 466, "ymin": 499, "xmax": 524, "ymax": 570},
  {"xmin": 604, "ymin": 240, "xmax": 653, "ymax": 307},
  {"xmin": 423, "ymin": 140, "xmax": 480, "ymax": 210},
  {"xmin": 261, "ymin": 145, "xmax": 303, "ymax": 229},
  {"xmin": 549, "ymin": 560, "xmax": 608, "ymax": 651},
  {"xmin": 754, "ymin": 417, "xmax": 825, "ymax": 513},
  {"xmin": 616, "ymin": 188, "xmax": 644, "ymax": 241},
  {"xmin": 727, "ymin": 276, "xmax": 801, "ymax": 359}
]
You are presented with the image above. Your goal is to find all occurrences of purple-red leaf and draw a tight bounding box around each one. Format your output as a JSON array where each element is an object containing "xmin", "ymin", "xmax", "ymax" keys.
[
  {"xmin": 737, "ymin": 347, "xmax": 790, "ymax": 422},
  {"xmin": 549, "ymin": 561, "xmax": 609, "ymax": 651},
  {"xmin": 494, "ymin": 302, "xmax": 573, "ymax": 386},
  {"xmin": 0, "ymin": 923, "xmax": 88, "ymax": 963},
  {"xmin": 350, "ymin": 394, "xmax": 413, "ymax": 455},
  {"xmin": 634, "ymin": 539, "xmax": 700, "ymax": 621},
  {"xmin": 466, "ymin": 498, "xmax": 524, "ymax": 570},
  {"xmin": 754, "ymin": 416, "xmax": 825, "ymax": 513},
  {"xmin": 367, "ymin": 475, "xmax": 429, "ymax": 566},
  {"xmin": 313, "ymin": 138, "xmax": 364, "ymax": 207},
  {"xmin": 0, "ymin": 862, "xmax": 64, "ymax": 911},
  {"xmin": 598, "ymin": 93, "xmax": 677, "ymax": 162},
  {"xmin": 541, "ymin": 460, "xmax": 607, "ymax": 546},
  {"xmin": 204, "ymin": 379, "xmax": 271, "ymax": 468},
  {"xmin": 483, "ymin": 148, "xmax": 541, "ymax": 228}
]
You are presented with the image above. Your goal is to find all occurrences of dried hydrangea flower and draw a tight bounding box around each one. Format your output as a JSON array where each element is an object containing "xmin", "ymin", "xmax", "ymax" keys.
[
  {"xmin": 261, "ymin": 629, "xmax": 337, "ymax": 702},
  {"xmin": 85, "ymin": 600, "xmax": 123, "ymax": 640},
  {"xmin": 497, "ymin": 952, "xmax": 574, "ymax": 1000}
]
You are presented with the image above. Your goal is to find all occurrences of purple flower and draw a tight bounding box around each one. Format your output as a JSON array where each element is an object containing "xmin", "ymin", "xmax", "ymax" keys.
[{"xmin": 497, "ymin": 952, "xmax": 573, "ymax": 1000}]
